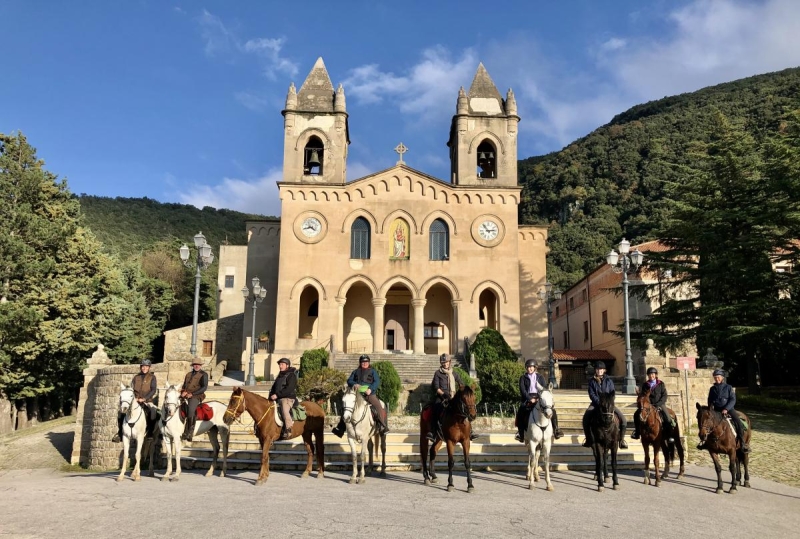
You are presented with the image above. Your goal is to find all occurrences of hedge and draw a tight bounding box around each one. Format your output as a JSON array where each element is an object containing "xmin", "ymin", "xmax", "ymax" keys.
[
  {"xmin": 299, "ymin": 348, "xmax": 328, "ymax": 377},
  {"xmin": 478, "ymin": 360, "xmax": 524, "ymax": 403},
  {"xmin": 373, "ymin": 361, "xmax": 402, "ymax": 413}
]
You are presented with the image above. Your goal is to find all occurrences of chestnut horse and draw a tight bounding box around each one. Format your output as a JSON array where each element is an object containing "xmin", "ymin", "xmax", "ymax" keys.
[
  {"xmin": 695, "ymin": 403, "xmax": 751, "ymax": 494},
  {"xmin": 223, "ymin": 387, "xmax": 325, "ymax": 485},
  {"xmin": 589, "ymin": 392, "xmax": 620, "ymax": 492},
  {"xmin": 419, "ymin": 385, "xmax": 478, "ymax": 493},
  {"xmin": 636, "ymin": 386, "xmax": 685, "ymax": 486}
]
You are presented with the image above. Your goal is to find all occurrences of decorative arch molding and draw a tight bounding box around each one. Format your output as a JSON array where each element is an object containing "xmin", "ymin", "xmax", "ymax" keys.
[
  {"xmin": 378, "ymin": 275, "xmax": 419, "ymax": 299},
  {"xmin": 419, "ymin": 276, "xmax": 460, "ymax": 300},
  {"xmin": 290, "ymin": 277, "xmax": 328, "ymax": 301},
  {"xmin": 341, "ymin": 209, "xmax": 379, "ymax": 233},
  {"xmin": 293, "ymin": 128, "xmax": 333, "ymax": 152},
  {"xmin": 379, "ymin": 179, "xmax": 390, "ymax": 192},
  {"xmin": 248, "ymin": 225, "xmax": 280, "ymax": 237},
  {"xmin": 380, "ymin": 209, "xmax": 418, "ymax": 234},
  {"xmin": 468, "ymin": 131, "xmax": 506, "ymax": 156},
  {"xmin": 498, "ymin": 194, "xmax": 506, "ymax": 204},
  {"xmin": 337, "ymin": 274, "xmax": 378, "ymax": 299},
  {"xmin": 470, "ymin": 280, "xmax": 508, "ymax": 304},
  {"xmin": 286, "ymin": 190, "xmax": 296, "ymax": 201},
  {"xmin": 420, "ymin": 210, "xmax": 458, "ymax": 236}
]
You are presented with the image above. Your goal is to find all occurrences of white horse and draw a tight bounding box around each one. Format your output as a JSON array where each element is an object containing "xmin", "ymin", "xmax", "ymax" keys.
[
  {"xmin": 525, "ymin": 387, "xmax": 555, "ymax": 491},
  {"xmin": 116, "ymin": 384, "xmax": 156, "ymax": 482},
  {"xmin": 341, "ymin": 387, "xmax": 386, "ymax": 484},
  {"xmin": 159, "ymin": 384, "xmax": 230, "ymax": 482}
]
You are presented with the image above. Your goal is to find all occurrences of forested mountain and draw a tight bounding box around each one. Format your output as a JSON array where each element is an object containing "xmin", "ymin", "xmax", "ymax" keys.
[{"xmin": 518, "ymin": 66, "xmax": 800, "ymax": 289}]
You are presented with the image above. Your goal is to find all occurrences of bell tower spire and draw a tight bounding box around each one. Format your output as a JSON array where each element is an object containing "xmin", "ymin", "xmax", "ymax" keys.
[{"xmin": 282, "ymin": 57, "xmax": 350, "ymax": 184}]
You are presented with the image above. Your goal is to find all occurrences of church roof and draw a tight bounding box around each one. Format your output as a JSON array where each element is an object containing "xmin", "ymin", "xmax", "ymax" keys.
[
  {"xmin": 297, "ymin": 57, "xmax": 335, "ymax": 112},
  {"xmin": 467, "ymin": 63, "xmax": 504, "ymax": 104}
]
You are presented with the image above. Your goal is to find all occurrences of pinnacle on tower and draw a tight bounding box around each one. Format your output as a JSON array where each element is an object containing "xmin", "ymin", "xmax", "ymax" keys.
[
  {"xmin": 297, "ymin": 57, "xmax": 335, "ymax": 111},
  {"xmin": 467, "ymin": 62, "xmax": 504, "ymax": 103}
]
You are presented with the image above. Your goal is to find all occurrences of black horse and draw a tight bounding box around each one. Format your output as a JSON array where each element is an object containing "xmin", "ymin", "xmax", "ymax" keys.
[{"xmin": 589, "ymin": 392, "xmax": 620, "ymax": 492}]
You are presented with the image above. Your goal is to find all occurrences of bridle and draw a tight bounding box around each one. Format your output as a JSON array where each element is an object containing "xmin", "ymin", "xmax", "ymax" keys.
[
  {"xmin": 532, "ymin": 392, "xmax": 554, "ymax": 429},
  {"xmin": 162, "ymin": 390, "xmax": 180, "ymax": 424},
  {"xmin": 224, "ymin": 390, "xmax": 274, "ymax": 432},
  {"xmin": 119, "ymin": 388, "xmax": 143, "ymax": 425},
  {"xmin": 343, "ymin": 389, "xmax": 371, "ymax": 429},
  {"xmin": 698, "ymin": 408, "xmax": 727, "ymax": 445}
]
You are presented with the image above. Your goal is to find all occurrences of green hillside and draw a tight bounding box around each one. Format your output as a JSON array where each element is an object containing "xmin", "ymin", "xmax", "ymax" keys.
[{"xmin": 519, "ymin": 66, "xmax": 800, "ymax": 289}]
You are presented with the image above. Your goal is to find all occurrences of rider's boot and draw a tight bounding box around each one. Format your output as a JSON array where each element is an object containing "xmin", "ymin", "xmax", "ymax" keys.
[
  {"xmin": 468, "ymin": 420, "xmax": 479, "ymax": 441},
  {"xmin": 631, "ymin": 414, "xmax": 641, "ymax": 440},
  {"xmin": 618, "ymin": 424, "xmax": 629, "ymax": 449},
  {"xmin": 552, "ymin": 409, "xmax": 564, "ymax": 439},
  {"xmin": 582, "ymin": 412, "xmax": 593, "ymax": 448},
  {"xmin": 182, "ymin": 417, "xmax": 196, "ymax": 442},
  {"xmin": 427, "ymin": 416, "xmax": 438, "ymax": 442},
  {"xmin": 112, "ymin": 414, "xmax": 124, "ymax": 443},
  {"xmin": 379, "ymin": 410, "xmax": 390, "ymax": 434},
  {"xmin": 331, "ymin": 417, "xmax": 345, "ymax": 438}
]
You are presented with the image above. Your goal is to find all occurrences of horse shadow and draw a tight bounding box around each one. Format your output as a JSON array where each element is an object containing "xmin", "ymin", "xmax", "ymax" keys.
[{"xmin": 46, "ymin": 430, "xmax": 74, "ymax": 463}]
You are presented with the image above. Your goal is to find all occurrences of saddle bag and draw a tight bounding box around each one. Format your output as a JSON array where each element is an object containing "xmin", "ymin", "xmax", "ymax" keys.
[{"xmin": 290, "ymin": 402, "xmax": 307, "ymax": 422}]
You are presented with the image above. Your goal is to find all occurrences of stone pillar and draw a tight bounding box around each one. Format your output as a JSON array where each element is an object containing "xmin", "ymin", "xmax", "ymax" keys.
[
  {"xmin": 640, "ymin": 338, "xmax": 667, "ymax": 384},
  {"xmin": 335, "ymin": 296, "xmax": 346, "ymax": 353},
  {"xmin": 451, "ymin": 299, "xmax": 461, "ymax": 356},
  {"xmin": 412, "ymin": 299, "xmax": 426, "ymax": 354},
  {"xmin": 372, "ymin": 298, "xmax": 387, "ymax": 353}
]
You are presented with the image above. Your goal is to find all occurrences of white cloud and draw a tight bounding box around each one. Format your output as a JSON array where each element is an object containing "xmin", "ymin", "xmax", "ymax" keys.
[
  {"xmin": 600, "ymin": 37, "xmax": 627, "ymax": 53},
  {"xmin": 234, "ymin": 91, "xmax": 270, "ymax": 112},
  {"xmin": 177, "ymin": 169, "xmax": 283, "ymax": 217}
]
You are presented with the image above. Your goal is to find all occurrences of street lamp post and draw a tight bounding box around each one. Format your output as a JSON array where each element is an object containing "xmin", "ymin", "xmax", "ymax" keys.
[
  {"xmin": 538, "ymin": 282, "xmax": 562, "ymax": 389},
  {"xmin": 242, "ymin": 277, "xmax": 267, "ymax": 386},
  {"xmin": 606, "ymin": 238, "xmax": 645, "ymax": 395},
  {"xmin": 179, "ymin": 232, "xmax": 214, "ymax": 358}
]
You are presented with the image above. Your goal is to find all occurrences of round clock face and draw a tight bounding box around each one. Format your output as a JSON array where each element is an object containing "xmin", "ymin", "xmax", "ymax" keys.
[
  {"xmin": 478, "ymin": 220, "xmax": 499, "ymax": 241},
  {"xmin": 301, "ymin": 217, "xmax": 321, "ymax": 237}
]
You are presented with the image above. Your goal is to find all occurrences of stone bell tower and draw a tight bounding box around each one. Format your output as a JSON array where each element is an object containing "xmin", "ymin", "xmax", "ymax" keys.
[
  {"xmin": 447, "ymin": 63, "xmax": 520, "ymax": 186},
  {"xmin": 282, "ymin": 57, "xmax": 350, "ymax": 184}
]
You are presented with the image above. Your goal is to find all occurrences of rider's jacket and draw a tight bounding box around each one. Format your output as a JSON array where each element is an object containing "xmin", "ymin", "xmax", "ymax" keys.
[
  {"xmin": 519, "ymin": 372, "xmax": 546, "ymax": 403},
  {"xmin": 270, "ymin": 367, "xmax": 298, "ymax": 400},
  {"xmin": 348, "ymin": 367, "xmax": 380, "ymax": 393},
  {"xmin": 588, "ymin": 375, "xmax": 615, "ymax": 408},
  {"xmin": 639, "ymin": 379, "xmax": 667, "ymax": 408},
  {"xmin": 131, "ymin": 372, "xmax": 157, "ymax": 402},
  {"xmin": 708, "ymin": 382, "xmax": 736, "ymax": 412},
  {"xmin": 183, "ymin": 370, "xmax": 208, "ymax": 402}
]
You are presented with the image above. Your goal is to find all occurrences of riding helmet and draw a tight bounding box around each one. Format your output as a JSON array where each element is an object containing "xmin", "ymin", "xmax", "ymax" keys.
[
  {"xmin": 646, "ymin": 367, "xmax": 658, "ymax": 375},
  {"xmin": 359, "ymin": 354, "xmax": 371, "ymax": 363},
  {"xmin": 595, "ymin": 361, "xmax": 607, "ymax": 370},
  {"xmin": 712, "ymin": 368, "xmax": 726, "ymax": 377},
  {"xmin": 277, "ymin": 357, "xmax": 291, "ymax": 367},
  {"xmin": 439, "ymin": 354, "xmax": 450, "ymax": 365},
  {"xmin": 525, "ymin": 358, "xmax": 537, "ymax": 368},
  {"xmin": 140, "ymin": 359, "xmax": 152, "ymax": 366}
]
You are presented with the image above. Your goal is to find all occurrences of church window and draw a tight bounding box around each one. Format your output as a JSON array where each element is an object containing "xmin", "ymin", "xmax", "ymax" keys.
[
  {"xmin": 429, "ymin": 219, "xmax": 449, "ymax": 260},
  {"xmin": 350, "ymin": 217, "xmax": 371, "ymax": 259},
  {"xmin": 303, "ymin": 136, "xmax": 324, "ymax": 175},
  {"xmin": 476, "ymin": 140, "xmax": 496, "ymax": 179}
]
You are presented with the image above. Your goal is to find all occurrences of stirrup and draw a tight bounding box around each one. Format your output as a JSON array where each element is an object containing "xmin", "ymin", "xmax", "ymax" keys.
[
  {"xmin": 553, "ymin": 429, "xmax": 564, "ymax": 440},
  {"xmin": 112, "ymin": 434, "xmax": 121, "ymax": 443},
  {"xmin": 426, "ymin": 431, "xmax": 437, "ymax": 442},
  {"xmin": 514, "ymin": 432, "xmax": 523, "ymax": 443},
  {"xmin": 582, "ymin": 439, "xmax": 592, "ymax": 448},
  {"xmin": 631, "ymin": 431, "xmax": 640, "ymax": 440},
  {"xmin": 741, "ymin": 443, "xmax": 751, "ymax": 454},
  {"xmin": 469, "ymin": 431, "xmax": 479, "ymax": 441},
  {"xmin": 619, "ymin": 439, "xmax": 629, "ymax": 449}
]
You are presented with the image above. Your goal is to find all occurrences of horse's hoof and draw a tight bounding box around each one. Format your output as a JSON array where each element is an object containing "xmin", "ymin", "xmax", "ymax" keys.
[
  {"xmin": 133, "ymin": 476, "xmax": 141, "ymax": 482},
  {"xmin": 612, "ymin": 484, "xmax": 619, "ymax": 490},
  {"xmin": 317, "ymin": 473, "xmax": 324, "ymax": 479},
  {"xmin": 744, "ymin": 481, "xmax": 751, "ymax": 488},
  {"xmin": 161, "ymin": 476, "xmax": 169, "ymax": 482},
  {"xmin": 655, "ymin": 481, "xmax": 661, "ymax": 488},
  {"xmin": 380, "ymin": 472, "xmax": 386, "ymax": 478},
  {"xmin": 360, "ymin": 477, "xmax": 366, "ymax": 484},
  {"xmin": 643, "ymin": 478, "xmax": 649, "ymax": 485},
  {"xmin": 598, "ymin": 486, "xmax": 604, "ymax": 493},
  {"xmin": 219, "ymin": 472, "xmax": 225, "ymax": 478},
  {"xmin": 528, "ymin": 484, "xmax": 534, "ymax": 490},
  {"xmin": 431, "ymin": 478, "xmax": 439, "ymax": 485},
  {"xmin": 115, "ymin": 476, "xmax": 124, "ymax": 483},
  {"xmin": 546, "ymin": 485, "xmax": 554, "ymax": 492},
  {"xmin": 447, "ymin": 485, "xmax": 453, "ymax": 492},
  {"xmin": 424, "ymin": 479, "xmax": 431, "ymax": 486},
  {"xmin": 677, "ymin": 473, "xmax": 685, "ymax": 479},
  {"xmin": 715, "ymin": 488, "xmax": 723, "ymax": 494},
  {"xmin": 204, "ymin": 471, "xmax": 213, "ymax": 478},
  {"xmin": 662, "ymin": 473, "xmax": 669, "ymax": 480},
  {"xmin": 467, "ymin": 486, "xmax": 474, "ymax": 494},
  {"xmin": 349, "ymin": 478, "xmax": 356, "ymax": 484},
  {"xmin": 591, "ymin": 475, "xmax": 597, "ymax": 481},
  {"xmin": 170, "ymin": 476, "xmax": 179, "ymax": 482},
  {"xmin": 729, "ymin": 488, "xmax": 737, "ymax": 495},
  {"xmin": 255, "ymin": 479, "xmax": 264, "ymax": 486},
  {"xmin": 300, "ymin": 472, "xmax": 309, "ymax": 479}
]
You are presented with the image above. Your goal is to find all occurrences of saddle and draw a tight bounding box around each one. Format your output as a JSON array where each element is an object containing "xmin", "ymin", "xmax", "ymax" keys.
[
  {"xmin": 274, "ymin": 400, "xmax": 306, "ymax": 427},
  {"xmin": 180, "ymin": 402, "xmax": 213, "ymax": 421}
]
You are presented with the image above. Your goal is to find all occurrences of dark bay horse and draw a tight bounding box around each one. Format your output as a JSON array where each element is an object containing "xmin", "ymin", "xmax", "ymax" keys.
[
  {"xmin": 223, "ymin": 387, "xmax": 325, "ymax": 485},
  {"xmin": 696, "ymin": 403, "xmax": 751, "ymax": 494},
  {"xmin": 589, "ymin": 392, "xmax": 620, "ymax": 492},
  {"xmin": 637, "ymin": 386, "xmax": 685, "ymax": 486},
  {"xmin": 419, "ymin": 386, "xmax": 478, "ymax": 493}
]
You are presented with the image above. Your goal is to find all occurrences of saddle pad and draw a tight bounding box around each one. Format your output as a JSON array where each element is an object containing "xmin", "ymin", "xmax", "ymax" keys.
[
  {"xmin": 421, "ymin": 405, "xmax": 433, "ymax": 423},
  {"xmin": 179, "ymin": 403, "xmax": 213, "ymax": 421}
]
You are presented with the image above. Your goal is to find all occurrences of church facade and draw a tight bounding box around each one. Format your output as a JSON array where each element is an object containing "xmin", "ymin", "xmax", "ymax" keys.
[{"xmin": 226, "ymin": 58, "xmax": 549, "ymax": 379}]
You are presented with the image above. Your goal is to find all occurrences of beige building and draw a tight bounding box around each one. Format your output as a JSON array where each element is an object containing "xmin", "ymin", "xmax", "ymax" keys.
[
  {"xmin": 550, "ymin": 240, "xmax": 697, "ymax": 387},
  {"xmin": 205, "ymin": 58, "xmax": 549, "ymax": 379}
]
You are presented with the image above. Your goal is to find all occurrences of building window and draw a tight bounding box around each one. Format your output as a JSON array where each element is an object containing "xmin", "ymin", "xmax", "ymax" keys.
[
  {"xmin": 569, "ymin": 297, "xmax": 574, "ymax": 309},
  {"xmin": 476, "ymin": 139, "xmax": 496, "ymax": 179},
  {"xmin": 350, "ymin": 217, "xmax": 371, "ymax": 259},
  {"xmin": 201, "ymin": 340, "xmax": 213, "ymax": 356},
  {"xmin": 563, "ymin": 331, "xmax": 568, "ymax": 349},
  {"xmin": 602, "ymin": 310, "xmax": 609, "ymax": 332},
  {"xmin": 424, "ymin": 323, "xmax": 444, "ymax": 339},
  {"xmin": 584, "ymin": 320, "xmax": 589, "ymax": 342},
  {"xmin": 308, "ymin": 299, "xmax": 319, "ymax": 317},
  {"xmin": 224, "ymin": 275, "xmax": 234, "ymax": 288},
  {"xmin": 303, "ymin": 136, "xmax": 324, "ymax": 175},
  {"xmin": 582, "ymin": 289, "xmax": 587, "ymax": 302},
  {"xmin": 429, "ymin": 219, "xmax": 449, "ymax": 261}
]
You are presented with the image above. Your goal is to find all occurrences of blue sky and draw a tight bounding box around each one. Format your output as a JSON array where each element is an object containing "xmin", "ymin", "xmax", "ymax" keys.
[{"xmin": 2, "ymin": 0, "xmax": 800, "ymax": 217}]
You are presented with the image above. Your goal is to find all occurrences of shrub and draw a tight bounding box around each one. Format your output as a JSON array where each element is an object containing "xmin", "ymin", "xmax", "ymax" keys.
[
  {"xmin": 373, "ymin": 361, "xmax": 402, "ymax": 413},
  {"xmin": 297, "ymin": 367, "xmax": 346, "ymax": 405},
  {"xmin": 470, "ymin": 328, "xmax": 517, "ymax": 370},
  {"xmin": 737, "ymin": 394, "xmax": 800, "ymax": 415},
  {"xmin": 454, "ymin": 367, "xmax": 482, "ymax": 404},
  {"xmin": 299, "ymin": 348, "xmax": 328, "ymax": 377},
  {"xmin": 478, "ymin": 360, "xmax": 524, "ymax": 403}
]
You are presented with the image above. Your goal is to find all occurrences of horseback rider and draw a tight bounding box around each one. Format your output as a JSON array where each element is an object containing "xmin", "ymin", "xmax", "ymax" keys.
[
  {"xmin": 515, "ymin": 358, "xmax": 564, "ymax": 442},
  {"xmin": 112, "ymin": 358, "xmax": 158, "ymax": 443},
  {"xmin": 698, "ymin": 369, "xmax": 750, "ymax": 453},
  {"xmin": 332, "ymin": 355, "xmax": 389, "ymax": 437},
  {"xmin": 632, "ymin": 367, "xmax": 675, "ymax": 443},
  {"xmin": 427, "ymin": 353, "xmax": 479, "ymax": 442},
  {"xmin": 180, "ymin": 359, "xmax": 208, "ymax": 442},
  {"xmin": 582, "ymin": 361, "xmax": 628, "ymax": 449},
  {"xmin": 269, "ymin": 357, "xmax": 298, "ymax": 440}
]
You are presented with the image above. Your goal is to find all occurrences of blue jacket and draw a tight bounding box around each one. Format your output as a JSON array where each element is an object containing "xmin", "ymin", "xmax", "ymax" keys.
[
  {"xmin": 348, "ymin": 367, "xmax": 380, "ymax": 393},
  {"xmin": 708, "ymin": 382, "xmax": 736, "ymax": 412},
  {"xmin": 588, "ymin": 375, "xmax": 616, "ymax": 408},
  {"xmin": 519, "ymin": 373, "xmax": 546, "ymax": 402}
]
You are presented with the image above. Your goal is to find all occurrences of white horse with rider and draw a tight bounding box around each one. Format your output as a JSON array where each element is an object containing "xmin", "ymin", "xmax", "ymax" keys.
[
  {"xmin": 525, "ymin": 385, "xmax": 556, "ymax": 491},
  {"xmin": 159, "ymin": 384, "xmax": 231, "ymax": 481},
  {"xmin": 116, "ymin": 384, "xmax": 158, "ymax": 482},
  {"xmin": 341, "ymin": 385, "xmax": 387, "ymax": 484}
]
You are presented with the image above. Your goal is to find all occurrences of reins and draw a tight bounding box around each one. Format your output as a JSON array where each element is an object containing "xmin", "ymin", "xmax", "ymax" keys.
[{"xmin": 225, "ymin": 391, "xmax": 274, "ymax": 434}]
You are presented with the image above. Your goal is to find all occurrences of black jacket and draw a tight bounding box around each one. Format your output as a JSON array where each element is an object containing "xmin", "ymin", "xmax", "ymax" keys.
[
  {"xmin": 588, "ymin": 375, "xmax": 616, "ymax": 408},
  {"xmin": 519, "ymin": 373, "xmax": 546, "ymax": 403},
  {"xmin": 432, "ymin": 369, "xmax": 463, "ymax": 401},
  {"xmin": 708, "ymin": 382, "xmax": 736, "ymax": 412},
  {"xmin": 270, "ymin": 367, "xmax": 298, "ymax": 400},
  {"xmin": 640, "ymin": 379, "xmax": 667, "ymax": 408}
]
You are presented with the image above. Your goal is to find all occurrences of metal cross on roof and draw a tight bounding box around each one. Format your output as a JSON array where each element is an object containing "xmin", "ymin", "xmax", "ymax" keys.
[{"xmin": 394, "ymin": 142, "xmax": 408, "ymax": 165}]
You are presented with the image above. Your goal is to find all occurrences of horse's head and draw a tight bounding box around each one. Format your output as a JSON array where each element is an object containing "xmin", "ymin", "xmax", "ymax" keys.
[
  {"xmin": 696, "ymin": 402, "xmax": 715, "ymax": 444},
  {"xmin": 224, "ymin": 387, "xmax": 246, "ymax": 425},
  {"xmin": 599, "ymin": 391, "xmax": 616, "ymax": 426},
  {"xmin": 456, "ymin": 385, "xmax": 477, "ymax": 421},
  {"xmin": 637, "ymin": 385, "xmax": 651, "ymax": 410},
  {"xmin": 162, "ymin": 384, "xmax": 181, "ymax": 420},
  {"xmin": 341, "ymin": 386, "xmax": 357, "ymax": 422},
  {"xmin": 118, "ymin": 384, "xmax": 134, "ymax": 415},
  {"xmin": 537, "ymin": 389, "xmax": 554, "ymax": 419}
]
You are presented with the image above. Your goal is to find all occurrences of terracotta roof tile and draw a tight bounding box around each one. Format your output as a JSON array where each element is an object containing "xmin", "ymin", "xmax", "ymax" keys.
[{"xmin": 552, "ymin": 350, "xmax": 616, "ymax": 361}]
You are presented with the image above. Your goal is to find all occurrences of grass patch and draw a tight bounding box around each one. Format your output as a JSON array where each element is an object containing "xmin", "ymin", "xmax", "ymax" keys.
[
  {"xmin": 736, "ymin": 394, "xmax": 800, "ymax": 415},
  {"xmin": 0, "ymin": 416, "xmax": 74, "ymax": 442},
  {"xmin": 59, "ymin": 463, "xmax": 92, "ymax": 473}
]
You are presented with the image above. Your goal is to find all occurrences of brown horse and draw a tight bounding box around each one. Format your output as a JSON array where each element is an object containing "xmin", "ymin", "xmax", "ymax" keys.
[
  {"xmin": 419, "ymin": 385, "xmax": 477, "ymax": 493},
  {"xmin": 636, "ymin": 386, "xmax": 685, "ymax": 486},
  {"xmin": 223, "ymin": 387, "xmax": 325, "ymax": 485},
  {"xmin": 695, "ymin": 403, "xmax": 751, "ymax": 494}
]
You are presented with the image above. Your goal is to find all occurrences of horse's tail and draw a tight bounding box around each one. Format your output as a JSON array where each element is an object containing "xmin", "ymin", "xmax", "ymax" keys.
[{"xmin": 665, "ymin": 437, "xmax": 676, "ymax": 463}]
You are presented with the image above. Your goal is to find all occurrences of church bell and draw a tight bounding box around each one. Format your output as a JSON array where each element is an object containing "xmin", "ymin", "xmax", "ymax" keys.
[{"xmin": 307, "ymin": 150, "xmax": 321, "ymax": 168}]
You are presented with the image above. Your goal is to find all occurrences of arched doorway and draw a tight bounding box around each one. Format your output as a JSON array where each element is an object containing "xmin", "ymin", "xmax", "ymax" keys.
[
  {"xmin": 343, "ymin": 283, "xmax": 373, "ymax": 353},
  {"xmin": 385, "ymin": 284, "xmax": 412, "ymax": 351},
  {"xmin": 298, "ymin": 285, "xmax": 319, "ymax": 339},
  {"xmin": 478, "ymin": 288, "xmax": 499, "ymax": 330},
  {"xmin": 424, "ymin": 284, "xmax": 454, "ymax": 355}
]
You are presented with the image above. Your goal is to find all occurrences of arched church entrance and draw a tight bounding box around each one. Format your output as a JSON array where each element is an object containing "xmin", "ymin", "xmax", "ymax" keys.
[
  {"xmin": 424, "ymin": 284, "xmax": 454, "ymax": 355},
  {"xmin": 343, "ymin": 283, "xmax": 373, "ymax": 354},
  {"xmin": 297, "ymin": 285, "xmax": 319, "ymax": 339},
  {"xmin": 478, "ymin": 288, "xmax": 499, "ymax": 331},
  {"xmin": 385, "ymin": 284, "xmax": 412, "ymax": 352}
]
